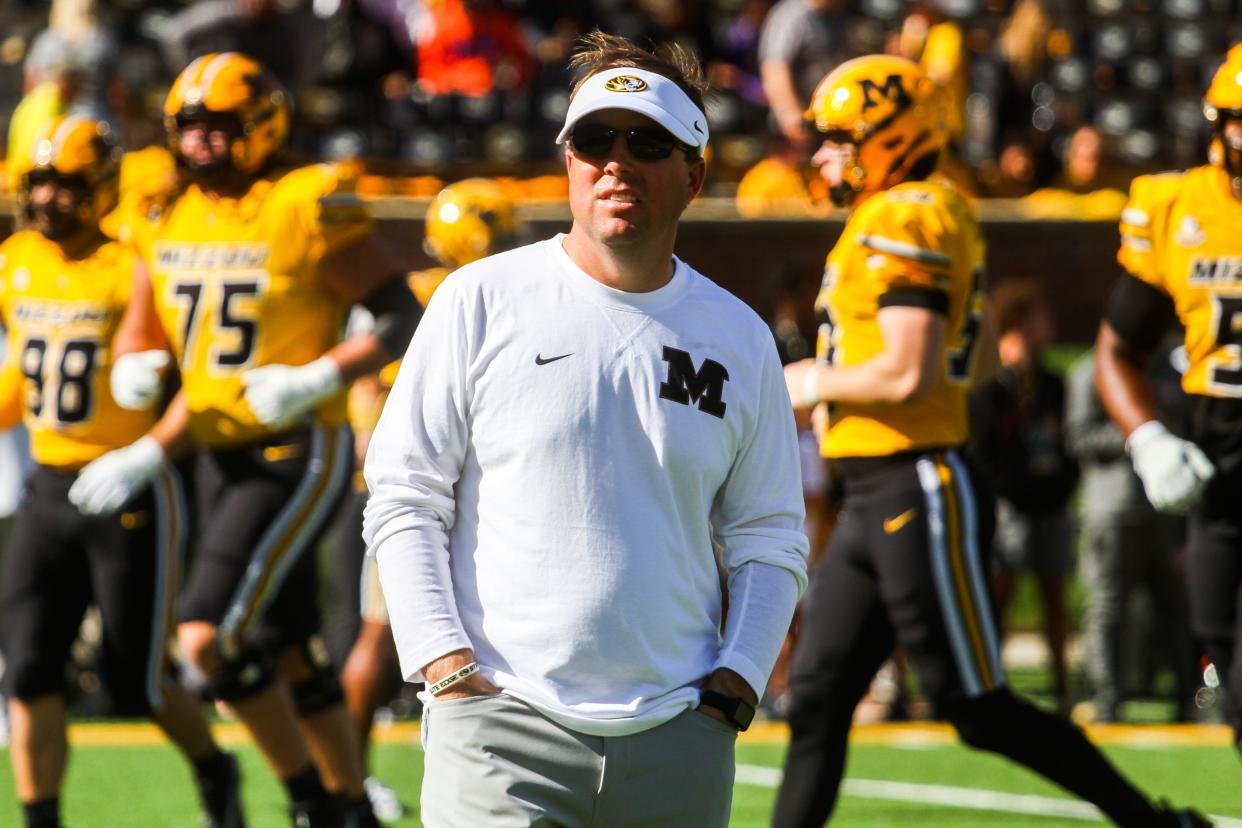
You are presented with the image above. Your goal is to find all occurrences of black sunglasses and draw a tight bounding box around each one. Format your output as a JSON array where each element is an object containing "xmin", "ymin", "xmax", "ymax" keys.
[{"xmin": 569, "ymin": 123, "xmax": 698, "ymax": 162}]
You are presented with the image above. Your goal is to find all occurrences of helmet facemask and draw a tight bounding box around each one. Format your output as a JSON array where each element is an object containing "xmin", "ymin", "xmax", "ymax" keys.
[
  {"xmin": 811, "ymin": 115, "xmax": 942, "ymax": 208},
  {"xmin": 810, "ymin": 130, "xmax": 865, "ymax": 207},
  {"xmin": 1208, "ymin": 109, "xmax": 1242, "ymax": 185},
  {"xmin": 173, "ymin": 109, "xmax": 250, "ymax": 189},
  {"xmin": 23, "ymin": 170, "xmax": 90, "ymax": 241}
]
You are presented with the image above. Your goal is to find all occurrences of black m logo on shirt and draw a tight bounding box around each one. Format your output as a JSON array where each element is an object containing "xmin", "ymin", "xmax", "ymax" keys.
[{"xmin": 659, "ymin": 346, "xmax": 729, "ymax": 419}]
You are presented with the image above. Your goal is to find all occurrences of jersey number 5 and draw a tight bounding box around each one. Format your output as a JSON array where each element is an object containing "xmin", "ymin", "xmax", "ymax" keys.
[
  {"xmin": 948, "ymin": 266, "xmax": 985, "ymax": 383},
  {"xmin": 20, "ymin": 336, "xmax": 98, "ymax": 424},
  {"xmin": 1208, "ymin": 294, "xmax": 1242, "ymax": 395},
  {"xmin": 169, "ymin": 278, "xmax": 264, "ymax": 372}
]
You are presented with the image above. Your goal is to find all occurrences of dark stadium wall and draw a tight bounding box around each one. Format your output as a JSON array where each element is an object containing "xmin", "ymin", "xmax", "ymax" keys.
[
  {"xmin": 371, "ymin": 210, "xmax": 1126, "ymax": 346},
  {"xmin": 0, "ymin": 202, "xmax": 1123, "ymax": 345}
]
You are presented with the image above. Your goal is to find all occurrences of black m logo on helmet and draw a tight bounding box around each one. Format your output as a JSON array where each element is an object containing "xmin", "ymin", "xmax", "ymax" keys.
[
  {"xmin": 659, "ymin": 346, "xmax": 729, "ymax": 419},
  {"xmin": 859, "ymin": 74, "xmax": 911, "ymax": 112}
]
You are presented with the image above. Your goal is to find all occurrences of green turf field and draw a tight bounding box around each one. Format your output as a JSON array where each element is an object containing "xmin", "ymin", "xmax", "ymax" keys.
[{"xmin": 3, "ymin": 724, "xmax": 1239, "ymax": 826}]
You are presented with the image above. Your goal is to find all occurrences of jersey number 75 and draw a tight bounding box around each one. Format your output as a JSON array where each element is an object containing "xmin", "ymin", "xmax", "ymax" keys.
[{"xmin": 168, "ymin": 277, "xmax": 266, "ymax": 372}]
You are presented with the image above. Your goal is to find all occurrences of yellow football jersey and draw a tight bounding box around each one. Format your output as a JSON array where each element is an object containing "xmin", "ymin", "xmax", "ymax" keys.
[
  {"xmin": 1118, "ymin": 165, "xmax": 1242, "ymax": 398},
  {"xmin": 407, "ymin": 266, "xmax": 451, "ymax": 312},
  {"xmin": 816, "ymin": 179, "xmax": 986, "ymax": 458},
  {"xmin": 102, "ymin": 146, "xmax": 179, "ymax": 243},
  {"xmin": 0, "ymin": 231, "xmax": 154, "ymax": 470},
  {"xmin": 131, "ymin": 163, "xmax": 371, "ymax": 447},
  {"xmin": 348, "ymin": 266, "xmax": 450, "ymax": 435}
]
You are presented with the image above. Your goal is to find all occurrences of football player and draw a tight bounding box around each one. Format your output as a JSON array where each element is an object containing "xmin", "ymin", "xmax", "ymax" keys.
[
  {"xmin": 0, "ymin": 116, "xmax": 243, "ymax": 828},
  {"xmin": 335, "ymin": 176, "xmax": 521, "ymax": 821},
  {"xmin": 775, "ymin": 56, "xmax": 1207, "ymax": 827},
  {"xmin": 1096, "ymin": 44, "xmax": 1242, "ymax": 759},
  {"xmin": 95, "ymin": 53, "xmax": 421, "ymax": 827}
]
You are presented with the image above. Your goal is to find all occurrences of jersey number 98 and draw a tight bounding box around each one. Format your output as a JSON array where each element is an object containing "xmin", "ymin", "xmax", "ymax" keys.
[{"xmin": 20, "ymin": 336, "xmax": 99, "ymax": 424}]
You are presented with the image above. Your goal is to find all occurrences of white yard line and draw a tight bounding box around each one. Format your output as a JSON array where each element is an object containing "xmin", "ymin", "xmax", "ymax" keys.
[{"xmin": 734, "ymin": 764, "xmax": 1242, "ymax": 826}]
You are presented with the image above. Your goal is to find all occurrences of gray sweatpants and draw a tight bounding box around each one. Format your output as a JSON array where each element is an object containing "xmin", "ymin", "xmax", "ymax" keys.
[{"xmin": 420, "ymin": 693, "xmax": 737, "ymax": 827}]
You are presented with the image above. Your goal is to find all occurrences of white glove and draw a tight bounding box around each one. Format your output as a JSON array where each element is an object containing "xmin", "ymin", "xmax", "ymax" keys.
[
  {"xmin": 69, "ymin": 436, "xmax": 165, "ymax": 516},
  {"xmin": 241, "ymin": 356, "xmax": 342, "ymax": 430},
  {"xmin": 1127, "ymin": 420, "xmax": 1215, "ymax": 514},
  {"xmin": 111, "ymin": 350, "xmax": 170, "ymax": 410}
]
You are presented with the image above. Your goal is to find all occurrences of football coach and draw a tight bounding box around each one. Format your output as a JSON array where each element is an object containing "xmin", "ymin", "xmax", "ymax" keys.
[{"xmin": 362, "ymin": 30, "xmax": 809, "ymax": 827}]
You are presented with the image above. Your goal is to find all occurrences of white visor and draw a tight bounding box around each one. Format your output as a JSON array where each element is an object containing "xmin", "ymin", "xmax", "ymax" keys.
[{"xmin": 557, "ymin": 67, "xmax": 709, "ymax": 152}]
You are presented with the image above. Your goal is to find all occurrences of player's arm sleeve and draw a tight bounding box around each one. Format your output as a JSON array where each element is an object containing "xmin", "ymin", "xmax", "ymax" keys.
[
  {"xmin": 362, "ymin": 278, "xmax": 474, "ymax": 683},
  {"xmin": 1116, "ymin": 175, "xmax": 1163, "ymax": 288},
  {"xmin": 861, "ymin": 200, "xmax": 953, "ymax": 314},
  {"xmin": 1103, "ymin": 273, "xmax": 1176, "ymax": 354},
  {"xmin": 710, "ymin": 336, "xmax": 810, "ymax": 698},
  {"xmin": 355, "ymin": 271, "xmax": 423, "ymax": 360},
  {"xmin": 294, "ymin": 164, "xmax": 375, "ymax": 265},
  {"xmin": 1111, "ymin": 174, "xmax": 1183, "ymax": 351}
]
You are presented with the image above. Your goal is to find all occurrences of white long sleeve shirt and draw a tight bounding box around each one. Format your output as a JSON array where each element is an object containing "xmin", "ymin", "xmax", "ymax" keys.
[{"xmin": 363, "ymin": 236, "xmax": 809, "ymax": 736}]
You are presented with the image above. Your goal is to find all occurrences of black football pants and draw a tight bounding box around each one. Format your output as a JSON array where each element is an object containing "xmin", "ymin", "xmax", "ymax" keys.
[{"xmin": 772, "ymin": 449, "xmax": 1160, "ymax": 827}]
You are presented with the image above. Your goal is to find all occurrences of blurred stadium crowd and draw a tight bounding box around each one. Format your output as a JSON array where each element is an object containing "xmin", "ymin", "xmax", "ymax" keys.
[
  {"xmin": 0, "ymin": 4, "xmax": 1239, "ymax": 824},
  {"xmin": 2, "ymin": 0, "xmax": 1240, "ymax": 198}
]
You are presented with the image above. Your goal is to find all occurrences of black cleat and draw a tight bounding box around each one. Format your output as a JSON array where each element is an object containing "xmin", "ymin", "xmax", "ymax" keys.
[
  {"xmin": 341, "ymin": 795, "xmax": 381, "ymax": 828},
  {"xmin": 198, "ymin": 751, "xmax": 246, "ymax": 828},
  {"xmin": 21, "ymin": 798, "xmax": 63, "ymax": 828},
  {"xmin": 290, "ymin": 796, "xmax": 344, "ymax": 828},
  {"xmin": 1155, "ymin": 803, "xmax": 1213, "ymax": 827}
]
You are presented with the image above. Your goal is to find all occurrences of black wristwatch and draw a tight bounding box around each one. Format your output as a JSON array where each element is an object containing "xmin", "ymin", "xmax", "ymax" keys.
[{"xmin": 699, "ymin": 690, "xmax": 756, "ymax": 732}]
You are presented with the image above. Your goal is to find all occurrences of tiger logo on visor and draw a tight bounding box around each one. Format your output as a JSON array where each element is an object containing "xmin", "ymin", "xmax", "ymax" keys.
[{"xmin": 604, "ymin": 75, "xmax": 649, "ymax": 93}]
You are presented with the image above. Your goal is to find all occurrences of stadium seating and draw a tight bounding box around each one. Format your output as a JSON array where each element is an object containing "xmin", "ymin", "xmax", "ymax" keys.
[{"xmin": 0, "ymin": 0, "xmax": 1240, "ymax": 186}]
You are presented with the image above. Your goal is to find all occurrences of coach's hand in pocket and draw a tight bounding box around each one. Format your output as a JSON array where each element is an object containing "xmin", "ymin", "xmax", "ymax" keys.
[
  {"xmin": 697, "ymin": 667, "xmax": 757, "ymax": 727},
  {"xmin": 424, "ymin": 648, "xmax": 501, "ymax": 701}
]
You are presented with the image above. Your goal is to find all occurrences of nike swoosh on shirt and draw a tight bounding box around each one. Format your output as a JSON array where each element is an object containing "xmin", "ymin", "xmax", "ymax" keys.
[
  {"xmin": 535, "ymin": 353, "xmax": 573, "ymax": 365},
  {"xmin": 883, "ymin": 507, "xmax": 918, "ymax": 534}
]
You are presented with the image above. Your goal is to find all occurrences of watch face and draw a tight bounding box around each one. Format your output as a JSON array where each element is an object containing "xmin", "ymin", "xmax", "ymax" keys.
[
  {"xmin": 734, "ymin": 700, "xmax": 756, "ymax": 730},
  {"xmin": 702, "ymin": 690, "xmax": 756, "ymax": 731}
]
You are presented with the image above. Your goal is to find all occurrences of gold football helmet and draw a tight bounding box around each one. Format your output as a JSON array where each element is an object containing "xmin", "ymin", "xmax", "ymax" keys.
[
  {"xmin": 805, "ymin": 55, "xmax": 944, "ymax": 206},
  {"xmin": 17, "ymin": 114, "xmax": 121, "ymax": 236},
  {"xmin": 1205, "ymin": 44, "xmax": 1242, "ymax": 178},
  {"xmin": 423, "ymin": 178, "xmax": 520, "ymax": 269},
  {"xmin": 164, "ymin": 52, "xmax": 291, "ymax": 175}
]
